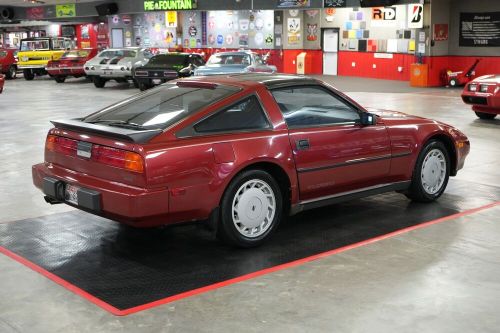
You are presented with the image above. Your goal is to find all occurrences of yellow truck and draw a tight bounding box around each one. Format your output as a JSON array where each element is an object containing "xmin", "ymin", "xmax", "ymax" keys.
[{"xmin": 17, "ymin": 37, "xmax": 73, "ymax": 80}]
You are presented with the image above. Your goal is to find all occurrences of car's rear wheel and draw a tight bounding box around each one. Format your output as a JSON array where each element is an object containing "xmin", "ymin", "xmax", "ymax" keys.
[
  {"xmin": 138, "ymin": 82, "xmax": 150, "ymax": 91},
  {"xmin": 6, "ymin": 66, "xmax": 16, "ymax": 79},
  {"xmin": 54, "ymin": 76, "xmax": 66, "ymax": 83},
  {"xmin": 475, "ymin": 111, "xmax": 497, "ymax": 120},
  {"xmin": 406, "ymin": 140, "xmax": 450, "ymax": 202},
  {"xmin": 218, "ymin": 170, "xmax": 282, "ymax": 248},
  {"xmin": 93, "ymin": 77, "xmax": 106, "ymax": 88},
  {"xmin": 23, "ymin": 69, "xmax": 35, "ymax": 81},
  {"xmin": 133, "ymin": 79, "xmax": 140, "ymax": 88}
]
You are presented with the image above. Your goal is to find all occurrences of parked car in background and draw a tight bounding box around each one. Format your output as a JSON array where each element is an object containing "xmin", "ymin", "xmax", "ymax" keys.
[
  {"xmin": 84, "ymin": 47, "xmax": 153, "ymax": 88},
  {"xmin": 17, "ymin": 37, "xmax": 73, "ymax": 80},
  {"xmin": 0, "ymin": 48, "xmax": 18, "ymax": 79},
  {"xmin": 194, "ymin": 51, "xmax": 276, "ymax": 76},
  {"xmin": 33, "ymin": 74, "xmax": 470, "ymax": 248},
  {"xmin": 46, "ymin": 48, "xmax": 98, "ymax": 83},
  {"xmin": 0, "ymin": 74, "xmax": 4, "ymax": 93},
  {"xmin": 462, "ymin": 75, "xmax": 500, "ymax": 120},
  {"xmin": 133, "ymin": 52, "xmax": 205, "ymax": 90}
]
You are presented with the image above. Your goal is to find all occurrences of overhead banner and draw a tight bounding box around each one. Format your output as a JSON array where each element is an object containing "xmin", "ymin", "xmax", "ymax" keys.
[
  {"xmin": 144, "ymin": 0, "xmax": 197, "ymax": 11},
  {"xmin": 460, "ymin": 12, "xmax": 500, "ymax": 47},
  {"xmin": 408, "ymin": 4, "xmax": 423, "ymax": 29},
  {"xmin": 55, "ymin": 4, "xmax": 75, "ymax": 18},
  {"xmin": 324, "ymin": 0, "xmax": 346, "ymax": 7},
  {"xmin": 277, "ymin": 0, "xmax": 310, "ymax": 8}
]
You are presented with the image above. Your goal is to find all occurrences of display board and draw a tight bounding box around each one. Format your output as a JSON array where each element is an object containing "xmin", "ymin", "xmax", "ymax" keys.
[{"xmin": 459, "ymin": 12, "xmax": 500, "ymax": 47}]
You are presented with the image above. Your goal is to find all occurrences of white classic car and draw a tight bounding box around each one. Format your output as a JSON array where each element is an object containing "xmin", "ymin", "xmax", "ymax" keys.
[{"xmin": 84, "ymin": 47, "xmax": 153, "ymax": 88}]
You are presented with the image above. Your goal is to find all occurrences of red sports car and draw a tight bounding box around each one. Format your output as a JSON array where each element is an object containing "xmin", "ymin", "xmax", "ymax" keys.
[
  {"xmin": 0, "ymin": 74, "xmax": 4, "ymax": 93},
  {"xmin": 46, "ymin": 48, "xmax": 98, "ymax": 83},
  {"xmin": 32, "ymin": 74, "xmax": 470, "ymax": 247},
  {"xmin": 462, "ymin": 75, "xmax": 500, "ymax": 119},
  {"xmin": 0, "ymin": 48, "xmax": 18, "ymax": 79}
]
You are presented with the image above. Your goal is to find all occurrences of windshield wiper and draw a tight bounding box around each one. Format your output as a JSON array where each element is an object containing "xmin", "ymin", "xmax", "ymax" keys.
[{"xmin": 87, "ymin": 119, "xmax": 150, "ymax": 130}]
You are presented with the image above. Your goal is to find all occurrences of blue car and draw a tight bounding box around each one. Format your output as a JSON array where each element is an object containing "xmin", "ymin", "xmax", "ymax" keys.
[{"xmin": 194, "ymin": 51, "xmax": 277, "ymax": 76}]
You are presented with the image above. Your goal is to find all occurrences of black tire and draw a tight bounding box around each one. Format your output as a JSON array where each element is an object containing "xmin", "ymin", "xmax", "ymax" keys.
[
  {"xmin": 138, "ymin": 82, "xmax": 150, "ymax": 91},
  {"xmin": 449, "ymin": 78, "xmax": 458, "ymax": 87},
  {"xmin": 475, "ymin": 111, "xmax": 497, "ymax": 120},
  {"xmin": 23, "ymin": 69, "xmax": 35, "ymax": 81},
  {"xmin": 93, "ymin": 76, "xmax": 106, "ymax": 88},
  {"xmin": 406, "ymin": 140, "xmax": 450, "ymax": 203},
  {"xmin": 133, "ymin": 79, "xmax": 140, "ymax": 88},
  {"xmin": 6, "ymin": 66, "xmax": 16, "ymax": 79},
  {"xmin": 54, "ymin": 76, "xmax": 66, "ymax": 83},
  {"xmin": 217, "ymin": 170, "xmax": 283, "ymax": 248}
]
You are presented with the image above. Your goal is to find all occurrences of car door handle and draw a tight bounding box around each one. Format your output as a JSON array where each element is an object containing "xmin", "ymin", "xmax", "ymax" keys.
[{"xmin": 296, "ymin": 139, "xmax": 310, "ymax": 150}]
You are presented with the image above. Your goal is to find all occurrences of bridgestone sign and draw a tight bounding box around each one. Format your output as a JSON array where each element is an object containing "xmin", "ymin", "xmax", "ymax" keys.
[{"xmin": 144, "ymin": 0, "xmax": 197, "ymax": 11}]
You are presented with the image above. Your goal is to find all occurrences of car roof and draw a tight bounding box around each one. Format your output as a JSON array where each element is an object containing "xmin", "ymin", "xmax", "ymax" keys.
[
  {"xmin": 20, "ymin": 37, "xmax": 70, "ymax": 41},
  {"xmin": 184, "ymin": 73, "xmax": 319, "ymax": 89},
  {"xmin": 213, "ymin": 51, "xmax": 255, "ymax": 56}
]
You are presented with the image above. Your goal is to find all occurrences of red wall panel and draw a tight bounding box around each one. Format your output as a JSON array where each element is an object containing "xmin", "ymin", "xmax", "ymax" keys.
[
  {"xmin": 75, "ymin": 24, "xmax": 98, "ymax": 49},
  {"xmin": 282, "ymin": 49, "xmax": 323, "ymax": 74},
  {"xmin": 338, "ymin": 51, "xmax": 412, "ymax": 81}
]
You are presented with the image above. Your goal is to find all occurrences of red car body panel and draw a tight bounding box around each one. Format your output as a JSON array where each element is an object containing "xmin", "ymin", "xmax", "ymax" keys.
[
  {"xmin": 46, "ymin": 48, "xmax": 98, "ymax": 78},
  {"xmin": 462, "ymin": 75, "xmax": 500, "ymax": 115},
  {"xmin": 0, "ymin": 74, "xmax": 4, "ymax": 93},
  {"xmin": 0, "ymin": 48, "xmax": 17, "ymax": 75},
  {"xmin": 32, "ymin": 75, "xmax": 470, "ymax": 227}
]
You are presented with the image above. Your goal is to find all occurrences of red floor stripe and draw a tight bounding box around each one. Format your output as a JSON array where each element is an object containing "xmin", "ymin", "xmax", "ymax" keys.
[{"xmin": 1, "ymin": 200, "xmax": 499, "ymax": 316}]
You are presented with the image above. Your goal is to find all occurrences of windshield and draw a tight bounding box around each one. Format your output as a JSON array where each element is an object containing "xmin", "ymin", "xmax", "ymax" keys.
[
  {"xmin": 53, "ymin": 38, "xmax": 68, "ymax": 50},
  {"xmin": 98, "ymin": 50, "xmax": 137, "ymax": 58},
  {"xmin": 147, "ymin": 54, "xmax": 188, "ymax": 67},
  {"xmin": 0, "ymin": 51, "xmax": 6, "ymax": 58},
  {"xmin": 208, "ymin": 54, "xmax": 251, "ymax": 66},
  {"xmin": 62, "ymin": 50, "xmax": 90, "ymax": 59},
  {"xmin": 20, "ymin": 39, "xmax": 49, "ymax": 51},
  {"xmin": 82, "ymin": 83, "xmax": 235, "ymax": 130}
]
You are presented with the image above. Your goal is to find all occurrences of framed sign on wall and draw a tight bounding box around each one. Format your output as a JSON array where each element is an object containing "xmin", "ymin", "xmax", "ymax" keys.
[{"xmin": 460, "ymin": 12, "xmax": 500, "ymax": 47}]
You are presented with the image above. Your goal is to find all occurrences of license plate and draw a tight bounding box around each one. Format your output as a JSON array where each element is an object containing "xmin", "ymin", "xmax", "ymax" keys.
[
  {"xmin": 62, "ymin": 69, "xmax": 71, "ymax": 74},
  {"xmin": 65, "ymin": 184, "xmax": 79, "ymax": 205},
  {"xmin": 152, "ymin": 79, "xmax": 162, "ymax": 84},
  {"xmin": 77, "ymin": 141, "xmax": 92, "ymax": 159},
  {"xmin": 103, "ymin": 70, "xmax": 113, "ymax": 75}
]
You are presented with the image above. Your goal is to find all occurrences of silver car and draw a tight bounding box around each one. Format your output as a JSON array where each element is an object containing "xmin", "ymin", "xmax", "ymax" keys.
[
  {"xmin": 84, "ymin": 47, "xmax": 153, "ymax": 88},
  {"xmin": 194, "ymin": 51, "xmax": 277, "ymax": 76}
]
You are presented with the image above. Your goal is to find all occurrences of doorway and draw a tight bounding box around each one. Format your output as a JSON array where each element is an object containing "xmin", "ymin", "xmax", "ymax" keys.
[
  {"xmin": 322, "ymin": 28, "xmax": 339, "ymax": 76},
  {"xmin": 111, "ymin": 28, "xmax": 124, "ymax": 48}
]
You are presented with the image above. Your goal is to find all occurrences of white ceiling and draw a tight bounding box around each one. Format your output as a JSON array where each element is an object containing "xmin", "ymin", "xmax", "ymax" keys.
[{"xmin": 0, "ymin": 0, "xmax": 97, "ymax": 7}]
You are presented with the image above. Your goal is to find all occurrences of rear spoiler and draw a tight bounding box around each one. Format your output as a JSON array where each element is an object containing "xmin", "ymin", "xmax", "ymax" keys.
[{"xmin": 50, "ymin": 119, "xmax": 163, "ymax": 144}]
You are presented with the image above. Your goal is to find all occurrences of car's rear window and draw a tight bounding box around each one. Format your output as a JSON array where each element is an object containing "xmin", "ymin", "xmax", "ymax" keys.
[
  {"xmin": 147, "ymin": 54, "xmax": 188, "ymax": 66},
  {"xmin": 98, "ymin": 50, "xmax": 137, "ymax": 58},
  {"xmin": 82, "ymin": 83, "xmax": 237, "ymax": 130},
  {"xmin": 62, "ymin": 50, "xmax": 90, "ymax": 58},
  {"xmin": 21, "ymin": 39, "xmax": 49, "ymax": 51}
]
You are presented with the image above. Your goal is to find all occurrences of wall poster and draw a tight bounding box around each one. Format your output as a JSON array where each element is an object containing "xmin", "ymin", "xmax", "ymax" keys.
[
  {"xmin": 324, "ymin": 0, "xmax": 345, "ymax": 8},
  {"xmin": 277, "ymin": 0, "xmax": 310, "ymax": 8},
  {"xmin": 287, "ymin": 17, "xmax": 301, "ymax": 44},
  {"xmin": 433, "ymin": 24, "xmax": 448, "ymax": 41},
  {"xmin": 460, "ymin": 12, "xmax": 500, "ymax": 47}
]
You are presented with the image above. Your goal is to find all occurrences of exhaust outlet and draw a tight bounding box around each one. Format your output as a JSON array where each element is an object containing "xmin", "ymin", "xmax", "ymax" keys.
[{"xmin": 44, "ymin": 196, "xmax": 62, "ymax": 205}]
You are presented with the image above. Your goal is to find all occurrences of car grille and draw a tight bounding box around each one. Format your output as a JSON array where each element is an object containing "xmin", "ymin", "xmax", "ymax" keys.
[{"xmin": 462, "ymin": 96, "xmax": 488, "ymax": 105}]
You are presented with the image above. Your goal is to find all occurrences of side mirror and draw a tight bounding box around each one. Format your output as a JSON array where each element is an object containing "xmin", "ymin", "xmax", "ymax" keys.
[{"xmin": 359, "ymin": 112, "xmax": 377, "ymax": 126}]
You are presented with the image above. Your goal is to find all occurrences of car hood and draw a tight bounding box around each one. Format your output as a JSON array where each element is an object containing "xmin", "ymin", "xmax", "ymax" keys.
[
  {"xmin": 195, "ymin": 64, "xmax": 247, "ymax": 75},
  {"xmin": 471, "ymin": 74, "xmax": 500, "ymax": 84},
  {"xmin": 367, "ymin": 108, "xmax": 430, "ymax": 122}
]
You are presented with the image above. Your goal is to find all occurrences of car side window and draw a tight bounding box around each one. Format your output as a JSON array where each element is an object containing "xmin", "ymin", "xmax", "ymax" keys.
[
  {"xmin": 194, "ymin": 96, "xmax": 270, "ymax": 134},
  {"xmin": 271, "ymin": 86, "xmax": 360, "ymax": 128},
  {"xmin": 255, "ymin": 55, "xmax": 263, "ymax": 65}
]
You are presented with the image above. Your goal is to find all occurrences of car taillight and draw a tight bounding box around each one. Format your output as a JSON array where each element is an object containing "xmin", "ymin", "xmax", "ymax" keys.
[
  {"xmin": 45, "ymin": 135, "xmax": 144, "ymax": 173},
  {"xmin": 45, "ymin": 135, "xmax": 77, "ymax": 156},
  {"xmin": 135, "ymin": 70, "xmax": 148, "ymax": 76},
  {"xmin": 91, "ymin": 145, "xmax": 144, "ymax": 173}
]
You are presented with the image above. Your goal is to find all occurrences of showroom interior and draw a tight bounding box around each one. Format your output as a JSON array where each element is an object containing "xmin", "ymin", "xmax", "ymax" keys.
[{"xmin": 0, "ymin": 0, "xmax": 499, "ymax": 331}]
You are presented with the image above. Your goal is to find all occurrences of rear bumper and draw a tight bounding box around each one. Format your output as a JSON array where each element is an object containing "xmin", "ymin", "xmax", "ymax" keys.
[
  {"xmin": 32, "ymin": 163, "xmax": 170, "ymax": 227},
  {"xmin": 18, "ymin": 64, "xmax": 46, "ymax": 70},
  {"xmin": 46, "ymin": 67, "xmax": 85, "ymax": 76}
]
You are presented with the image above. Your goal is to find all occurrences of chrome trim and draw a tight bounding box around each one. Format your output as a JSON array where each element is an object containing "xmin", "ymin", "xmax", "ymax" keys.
[
  {"xmin": 300, "ymin": 181, "xmax": 411, "ymax": 205},
  {"xmin": 46, "ymin": 66, "xmax": 82, "ymax": 71},
  {"xmin": 18, "ymin": 65, "xmax": 46, "ymax": 69},
  {"xmin": 297, "ymin": 153, "xmax": 392, "ymax": 173}
]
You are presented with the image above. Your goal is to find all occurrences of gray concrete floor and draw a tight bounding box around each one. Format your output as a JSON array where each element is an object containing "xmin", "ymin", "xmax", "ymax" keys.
[{"xmin": 0, "ymin": 75, "xmax": 499, "ymax": 333}]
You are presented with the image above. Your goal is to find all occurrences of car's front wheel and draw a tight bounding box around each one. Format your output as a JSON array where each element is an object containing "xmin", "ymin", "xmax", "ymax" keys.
[
  {"xmin": 54, "ymin": 76, "xmax": 66, "ymax": 83},
  {"xmin": 23, "ymin": 69, "xmax": 35, "ymax": 81},
  {"xmin": 406, "ymin": 140, "xmax": 450, "ymax": 202},
  {"xmin": 138, "ymin": 82, "xmax": 150, "ymax": 91},
  {"xmin": 218, "ymin": 170, "xmax": 283, "ymax": 248},
  {"xmin": 475, "ymin": 111, "xmax": 497, "ymax": 120},
  {"xmin": 93, "ymin": 76, "xmax": 106, "ymax": 88}
]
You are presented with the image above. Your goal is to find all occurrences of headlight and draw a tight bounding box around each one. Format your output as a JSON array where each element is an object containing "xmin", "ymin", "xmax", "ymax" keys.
[
  {"xmin": 480, "ymin": 85, "xmax": 489, "ymax": 93},
  {"xmin": 469, "ymin": 84, "xmax": 477, "ymax": 92}
]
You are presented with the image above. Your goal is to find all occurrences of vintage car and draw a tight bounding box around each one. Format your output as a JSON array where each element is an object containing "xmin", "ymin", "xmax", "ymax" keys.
[
  {"xmin": 133, "ymin": 52, "xmax": 205, "ymax": 91},
  {"xmin": 46, "ymin": 48, "xmax": 98, "ymax": 83},
  {"xmin": 33, "ymin": 74, "xmax": 470, "ymax": 247},
  {"xmin": 461, "ymin": 75, "xmax": 500, "ymax": 120},
  {"xmin": 194, "ymin": 51, "xmax": 276, "ymax": 76},
  {"xmin": 0, "ymin": 48, "xmax": 18, "ymax": 79},
  {"xmin": 0, "ymin": 74, "xmax": 4, "ymax": 93},
  {"xmin": 84, "ymin": 47, "xmax": 153, "ymax": 88},
  {"xmin": 17, "ymin": 37, "xmax": 73, "ymax": 80}
]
